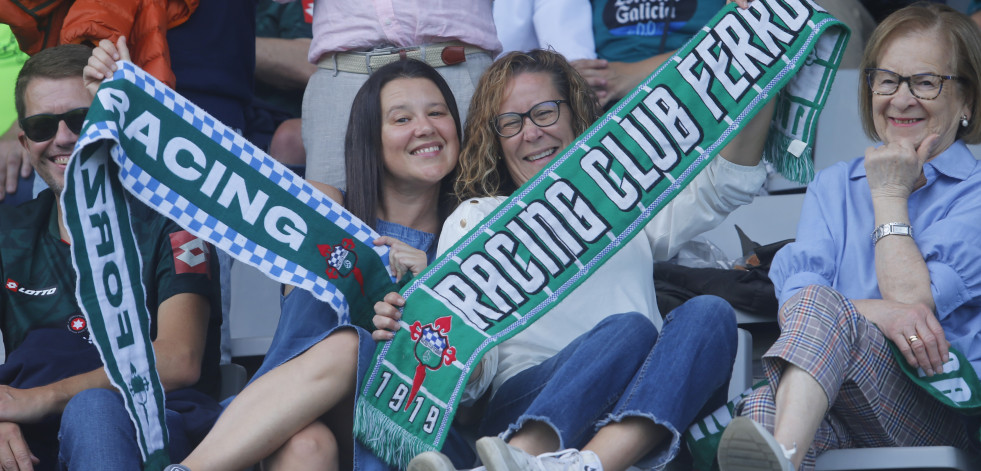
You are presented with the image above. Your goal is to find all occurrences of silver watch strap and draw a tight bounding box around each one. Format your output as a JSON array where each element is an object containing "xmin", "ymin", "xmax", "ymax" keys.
[{"xmin": 871, "ymin": 222, "xmax": 913, "ymax": 245}]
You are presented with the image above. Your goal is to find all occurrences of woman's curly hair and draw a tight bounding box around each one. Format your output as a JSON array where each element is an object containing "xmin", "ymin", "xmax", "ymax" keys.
[{"xmin": 454, "ymin": 49, "xmax": 600, "ymax": 202}]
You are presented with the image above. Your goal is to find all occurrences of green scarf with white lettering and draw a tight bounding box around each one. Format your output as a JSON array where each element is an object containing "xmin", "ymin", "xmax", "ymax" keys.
[
  {"xmin": 63, "ymin": 144, "xmax": 172, "ymax": 469},
  {"xmin": 64, "ymin": 64, "xmax": 399, "ymax": 469},
  {"xmin": 888, "ymin": 344, "xmax": 981, "ymax": 443}
]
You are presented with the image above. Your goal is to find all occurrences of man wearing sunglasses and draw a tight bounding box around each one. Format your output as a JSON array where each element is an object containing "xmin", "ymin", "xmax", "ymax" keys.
[{"xmin": 0, "ymin": 44, "xmax": 223, "ymax": 470}]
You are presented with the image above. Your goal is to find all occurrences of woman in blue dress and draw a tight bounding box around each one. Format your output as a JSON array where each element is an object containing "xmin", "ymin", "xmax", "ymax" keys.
[{"xmin": 172, "ymin": 58, "xmax": 463, "ymax": 471}]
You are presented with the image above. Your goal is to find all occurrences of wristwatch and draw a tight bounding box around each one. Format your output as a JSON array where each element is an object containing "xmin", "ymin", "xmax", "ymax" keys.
[{"xmin": 871, "ymin": 222, "xmax": 913, "ymax": 245}]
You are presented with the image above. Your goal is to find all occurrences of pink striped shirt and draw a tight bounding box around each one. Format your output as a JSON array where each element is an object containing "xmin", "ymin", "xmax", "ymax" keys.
[{"xmin": 284, "ymin": 0, "xmax": 501, "ymax": 64}]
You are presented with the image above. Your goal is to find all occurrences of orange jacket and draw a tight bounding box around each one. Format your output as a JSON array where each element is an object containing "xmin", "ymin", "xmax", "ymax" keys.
[{"xmin": 1, "ymin": 0, "xmax": 198, "ymax": 88}]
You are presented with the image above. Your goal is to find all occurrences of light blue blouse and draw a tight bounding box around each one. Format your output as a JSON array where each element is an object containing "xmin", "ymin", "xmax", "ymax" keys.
[{"xmin": 770, "ymin": 140, "xmax": 981, "ymax": 376}]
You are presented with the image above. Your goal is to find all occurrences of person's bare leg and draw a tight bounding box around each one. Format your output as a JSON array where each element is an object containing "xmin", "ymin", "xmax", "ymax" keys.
[
  {"xmin": 771, "ymin": 364, "xmax": 829, "ymax": 469},
  {"xmin": 503, "ymin": 417, "xmax": 666, "ymax": 471},
  {"xmin": 582, "ymin": 417, "xmax": 667, "ymax": 471},
  {"xmin": 181, "ymin": 329, "xmax": 359, "ymax": 471},
  {"xmin": 506, "ymin": 421, "xmax": 560, "ymax": 456},
  {"xmin": 261, "ymin": 421, "xmax": 339, "ymax": 471}
]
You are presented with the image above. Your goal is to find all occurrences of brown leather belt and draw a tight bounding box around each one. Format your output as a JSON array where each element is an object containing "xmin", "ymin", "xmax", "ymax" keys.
[{"xmin": 317, "ymin": 42, "xmax": 488, "ymax": 74}]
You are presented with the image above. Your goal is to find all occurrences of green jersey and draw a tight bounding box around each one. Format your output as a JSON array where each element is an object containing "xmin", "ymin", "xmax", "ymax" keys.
[{"xmin": 0, "ymin": 190, "xmax": 222, "ymax": 397}]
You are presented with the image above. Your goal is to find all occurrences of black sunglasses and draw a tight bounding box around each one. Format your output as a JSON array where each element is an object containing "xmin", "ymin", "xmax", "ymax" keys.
[{"xmin": 19, "ymin": 107, "xmax": 89, "ymax": 142}]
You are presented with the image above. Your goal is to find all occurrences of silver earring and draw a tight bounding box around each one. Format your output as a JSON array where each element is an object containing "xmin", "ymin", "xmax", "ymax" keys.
[{"xmin": 962, "ymin": 116, "xmax": 970, "ymax": 127}]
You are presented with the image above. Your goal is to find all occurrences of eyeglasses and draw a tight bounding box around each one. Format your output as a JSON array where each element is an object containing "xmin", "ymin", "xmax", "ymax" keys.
[
  {"xmin": 492, "ymin": 100, "xmax": 567, "ymax": 138},
  {"xmin": 865, "ymin": 68, "xmax": 961, "ymax": 100},
  {"xmin": 19, "ymin": 107, "xmax": 89, "ymax": 142}
]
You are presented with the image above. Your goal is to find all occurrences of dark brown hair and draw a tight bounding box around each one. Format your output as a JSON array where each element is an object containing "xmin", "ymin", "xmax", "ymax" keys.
[
  {"xmin": 343, "ymin": 59, "xmax": 462, "ymax": 229},
  {"xmin": 15, "ymin": 44, "xmax": 91, "ymax": 120}
]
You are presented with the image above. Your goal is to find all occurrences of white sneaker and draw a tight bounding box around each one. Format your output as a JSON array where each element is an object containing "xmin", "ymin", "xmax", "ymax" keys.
[
  {"xmin": 717, "ymin": 416, "xmax": 795, "ymax": 471},
  {"xmin": 407, "ymin": 451, "xmax": 486, "ymax": 471},
  {"xmin": 476, "ymin": 436, "xmax": 604, "ymax": 471}
]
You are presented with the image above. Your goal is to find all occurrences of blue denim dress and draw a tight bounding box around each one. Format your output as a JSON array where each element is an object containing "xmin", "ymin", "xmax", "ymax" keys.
[
  {"xmin": 235, "ymin": 220, "xmax": 441, "ymax": 470},
  {"xmin": 250, "ymin": 219, "xmax": 435, "ymax": 382}
]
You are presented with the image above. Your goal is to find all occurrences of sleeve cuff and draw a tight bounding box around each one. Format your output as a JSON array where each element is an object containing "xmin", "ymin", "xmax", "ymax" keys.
[
  {"xmin": 461, "ymin": 346, "xmax": 497, "ymax": 406},
  {"xmin": 711, "ymin": 157, "xmax": 767, "ymax": 201}
]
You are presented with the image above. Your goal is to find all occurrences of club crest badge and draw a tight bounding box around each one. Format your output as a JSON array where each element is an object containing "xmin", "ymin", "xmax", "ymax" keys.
[
  {"xmin": 67, "ymin": 314, "xmax": 88, "ymax": 334},
  {"xmin": 405, "ymin": 316, "xmax": 457, "ymax": 410},
  {"xmin": 318, "ymin": 238, "xmax": 365, "ymax": 295}
]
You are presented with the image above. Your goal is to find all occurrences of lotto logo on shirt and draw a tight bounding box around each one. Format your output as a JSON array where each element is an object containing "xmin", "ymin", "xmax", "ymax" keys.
[
  {"xmin": 169, "ymin": 231, "xmax": 211, "ymax": 275},
  {"xmin": 5, "ymin": 278, "xmax": 57, "ymax": 296}
]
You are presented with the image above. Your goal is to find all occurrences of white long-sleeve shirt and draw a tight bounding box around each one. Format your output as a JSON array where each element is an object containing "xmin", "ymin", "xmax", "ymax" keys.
[{"xmin": 492, "ymin": 0, "xmax": 597, "ymax": 60}]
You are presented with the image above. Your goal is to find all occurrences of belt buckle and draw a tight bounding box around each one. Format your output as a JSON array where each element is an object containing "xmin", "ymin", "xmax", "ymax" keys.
[{"xmin": 364, "ymin": 46, "xmax": 419, "ymax": 73}]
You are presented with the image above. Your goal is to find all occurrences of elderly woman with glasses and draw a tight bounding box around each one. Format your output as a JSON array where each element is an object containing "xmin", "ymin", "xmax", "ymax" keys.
[
  {"xmin": 716, "ymin": 4, "xmax": 981, "ymax": 471},
  {"xmin": 374, "ymin": 38, "xmax": 775, "ymax": 469}
]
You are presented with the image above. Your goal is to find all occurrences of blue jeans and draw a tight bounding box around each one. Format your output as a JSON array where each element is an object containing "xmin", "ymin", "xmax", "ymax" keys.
[
  {"xmin": 58, "ymin": 389, "xmax": 191, "ymax": 471},
  {"xmin": 479, "ymin": 296, "xmax": 737, "ymax": 470}
]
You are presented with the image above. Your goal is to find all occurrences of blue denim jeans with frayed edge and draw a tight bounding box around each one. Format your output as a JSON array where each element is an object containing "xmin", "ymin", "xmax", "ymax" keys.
[
  {"xmin": 58, "ymin": 389, "xmax": 191, "ymax": 471},
  {"xmin": 478, "ymin": 296, "xmax": 737, "ymax": 470}
]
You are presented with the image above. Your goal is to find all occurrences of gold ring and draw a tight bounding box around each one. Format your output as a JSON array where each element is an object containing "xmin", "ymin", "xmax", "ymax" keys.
[{"xmin": 907, "ymin": 335, "xmax": 920, "ymax": 344}]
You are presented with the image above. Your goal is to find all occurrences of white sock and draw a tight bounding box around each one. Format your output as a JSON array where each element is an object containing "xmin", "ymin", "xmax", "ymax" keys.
[{"xmin": 779, "ymin": 442, "xmax": 797, "ymax": 461}]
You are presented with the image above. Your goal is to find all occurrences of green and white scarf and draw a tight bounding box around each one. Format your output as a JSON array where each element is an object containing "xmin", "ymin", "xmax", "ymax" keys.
[
  {"xmin": 889, "ymin": 344, "xmax": 981, "ymax": 444},
  {"xmin": 63, "ymin": 144, "xmax": 172, "ymax": 469},
  {"xmin": 355, "ymin": 0, "xmax": 847, "ymax": 466},
  {"xmin": 64, "ymin": 64, "xmax": 399, "ymax": 469},
  {"xmin": 686, "ymin": 383, "xmax": 763, "ymax": 471},
  {"xmin": 64, "ymin": 0, "xmax": 846, "ymax": 468}
]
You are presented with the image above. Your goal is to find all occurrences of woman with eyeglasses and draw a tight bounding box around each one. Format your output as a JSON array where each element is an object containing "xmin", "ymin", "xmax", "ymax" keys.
[
  {"xmin": 374, "ymin": 43, "xmax": 775, "ymax": 471},
  {"xmin": 716, "ymin": 4, "xmax": 981, "ymax": 471}
]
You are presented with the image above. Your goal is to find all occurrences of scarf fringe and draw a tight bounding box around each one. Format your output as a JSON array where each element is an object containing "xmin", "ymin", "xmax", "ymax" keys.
[
  {"xmin": 144, "ymin": 449, "xmax": 171, "ymax": 471},
  {"xmin": 355, "ymin": 400, "xmax": 437, "ymax": 469},
  {"xmin": 765, "ymin": 130, "xmax": 815, "ymax": 185}
]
